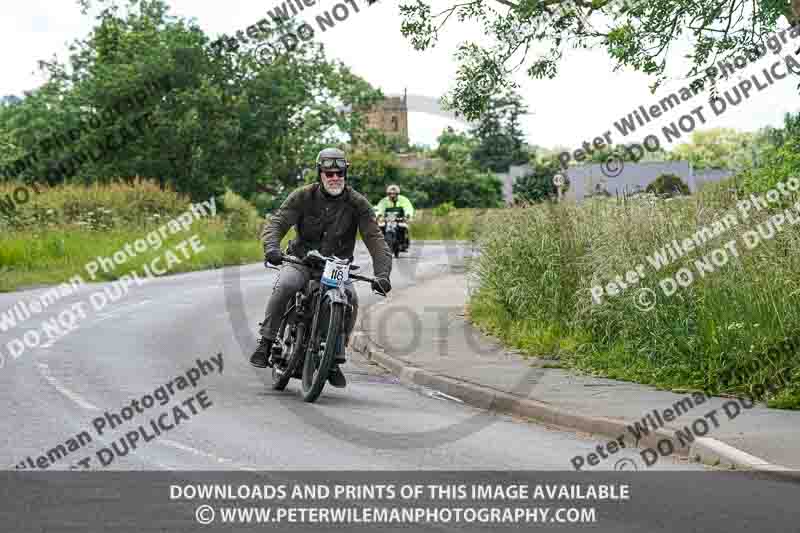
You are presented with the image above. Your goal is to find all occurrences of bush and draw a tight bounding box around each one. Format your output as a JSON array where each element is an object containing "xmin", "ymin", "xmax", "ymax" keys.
[
  {"xmin": 220, "ymin": 189, "xmax": 262, "ymax": 241},
  {"xmin": 251, "ymin": 189, "xmax": 290, "ymax": 215},
  {"xmin": 513, "ymin": 159, "xmax": 567, "ymax": 203},
  {"xmin": 431, "ymin": 202, "xmax": 456, "ymax": 216},
  {"xmin": 411, "ymin": 165, "xmax": 504, "ymax": 209},
  {"xmin": 347, "ymin": 148, "xmax": 503, "ymax": 209},
  {"xmin": 646, "ymin": 173, "xmax": 690, "ymax": 196}
]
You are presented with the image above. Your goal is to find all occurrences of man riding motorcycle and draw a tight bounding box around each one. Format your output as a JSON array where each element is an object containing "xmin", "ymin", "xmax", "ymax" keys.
[
  {"xmin": 374, "ymin": 184, "xmax": 415, "ymax": 251},
  {"xmin": 250, "ymin": 147, "xmax": 393, "ymax": 388}
]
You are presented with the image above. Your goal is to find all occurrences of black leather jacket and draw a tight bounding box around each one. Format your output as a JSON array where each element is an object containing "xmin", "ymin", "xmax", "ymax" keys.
[{"xmin": 261, "ymin": 183, "xmax": 392, "ymax": 280}]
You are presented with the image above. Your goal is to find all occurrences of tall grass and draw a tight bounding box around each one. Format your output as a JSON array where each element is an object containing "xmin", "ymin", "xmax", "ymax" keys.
[
  {"xmin": 0, "ymin": 178, "xmax": 188, "ymax": 231},
  {"xmin": 0, "ymin": 180, "xmax": 264, "ymax": 291},
  {"xmin": 410, "ymin": 208, "xmax": 500, "ymax": 240},
  {"xmin": 469, "ymin": 183, "xmax": 800, "ymax": 408}
]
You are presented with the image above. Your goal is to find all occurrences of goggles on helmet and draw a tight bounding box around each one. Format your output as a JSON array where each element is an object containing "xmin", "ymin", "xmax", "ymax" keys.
[{"xmin": 319, "ymin": 158, "xmax": 347, "ymax": 170}]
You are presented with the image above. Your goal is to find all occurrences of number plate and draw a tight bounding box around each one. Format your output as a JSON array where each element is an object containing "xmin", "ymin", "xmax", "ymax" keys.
[{"xmin": 322, "ymin": 259, "xmax": 349, "ymax": 287}]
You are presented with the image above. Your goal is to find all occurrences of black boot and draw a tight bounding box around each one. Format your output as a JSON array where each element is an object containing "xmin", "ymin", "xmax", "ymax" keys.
[
  {"xmin": 249, "ymin": 337, "xmax": 273, "ymax": 368},
  {"xmin": 328, "ymin": 365, "xmax": 347, "ymax": 388}
]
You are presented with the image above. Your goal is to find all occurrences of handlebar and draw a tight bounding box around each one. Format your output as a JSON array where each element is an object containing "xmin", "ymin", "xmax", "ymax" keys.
[{"xmin": 277, "ymin": 254, "xmax": 388, "ymax": 296}]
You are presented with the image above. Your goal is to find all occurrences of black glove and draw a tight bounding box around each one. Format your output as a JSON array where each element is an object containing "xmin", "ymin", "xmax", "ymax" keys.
[
  {"xmin": 265, "ymin": 249, "xmax": 283, "ymax": 267},
  {"xmin": 372, "ymin": 277, "xmax": 391, "ymax": 295}
]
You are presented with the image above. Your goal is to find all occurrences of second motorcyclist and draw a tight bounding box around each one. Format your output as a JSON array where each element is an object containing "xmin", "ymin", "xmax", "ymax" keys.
[{"xmin": 374, "ymin": 184, "xmax": 415, "ymax": 251}]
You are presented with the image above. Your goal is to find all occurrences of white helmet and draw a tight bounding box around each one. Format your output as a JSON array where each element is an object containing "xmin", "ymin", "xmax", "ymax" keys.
[{"xmin": 386, "ymin": 184, "xmax": 400, "ymax": 194}]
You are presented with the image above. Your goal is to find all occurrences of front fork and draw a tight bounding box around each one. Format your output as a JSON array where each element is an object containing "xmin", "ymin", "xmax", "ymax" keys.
[{"xmin": 320, "ymin": 284, "xmax": 353, "ymax": 358}]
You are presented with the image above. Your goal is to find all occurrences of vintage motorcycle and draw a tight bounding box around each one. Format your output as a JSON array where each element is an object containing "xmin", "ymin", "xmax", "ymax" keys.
[
  {"xmin": 268, "ymin": 250, "xmax": 387, "ymax": 403},
  {"xmin": 377, "ymin": 206, "xmax": 408, "ymax": 258}
]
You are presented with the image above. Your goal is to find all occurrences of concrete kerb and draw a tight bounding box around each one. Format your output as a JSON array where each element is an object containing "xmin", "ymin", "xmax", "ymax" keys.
[
  {"xmin": 689, "ymin": 438, "xmax": 800, "ymax": 480},
  {"xmin": 350, "ymin": 316, "xmax": 800, "ymax": 476}
]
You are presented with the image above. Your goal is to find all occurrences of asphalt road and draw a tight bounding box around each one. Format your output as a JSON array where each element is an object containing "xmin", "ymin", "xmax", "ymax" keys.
[{"xmin": 0, "ymin": 241, "xmax": 704, "ymax": 471}]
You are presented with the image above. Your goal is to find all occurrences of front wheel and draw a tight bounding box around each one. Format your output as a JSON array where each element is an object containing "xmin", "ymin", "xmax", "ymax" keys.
[
  {"xmin": 385, "ymin": 231, "xmax": 398, "ymax": 257},
  {"xmin": 301, "ymin": 298, "xmax": 344, "ymax": 403}
]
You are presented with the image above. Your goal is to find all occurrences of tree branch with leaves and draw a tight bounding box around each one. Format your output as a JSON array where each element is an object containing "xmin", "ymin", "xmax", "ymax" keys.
[{"xmin": 396, "ymin": 0, "xmax": 800, "ymax": 121}]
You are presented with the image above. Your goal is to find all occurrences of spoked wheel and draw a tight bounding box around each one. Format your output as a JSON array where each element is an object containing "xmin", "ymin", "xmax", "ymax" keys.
[
  {"xmin": 301, "ymin": 298, "xmax": 343, "ymax": 403},
  {"xmin": 271, "ymin": 315, "xmax": 305, "ymax": 391}
]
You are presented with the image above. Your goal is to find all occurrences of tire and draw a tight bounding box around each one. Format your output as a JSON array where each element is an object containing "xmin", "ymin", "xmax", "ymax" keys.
[
  {"xmin": 271, "ymin": 320, "xmax": 305, "ymax": 391},
  {"xmin": 301, "ymin": 297, "xmax": 343, "ymax": 403},
  {"xmin": 385, "ymin": 232, "xmax": 397, "ymax": 257}
]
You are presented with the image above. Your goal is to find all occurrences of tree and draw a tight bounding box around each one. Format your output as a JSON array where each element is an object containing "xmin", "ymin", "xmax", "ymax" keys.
[
  {"xmin": 741, "ymin": 111, "xmax": 800, "ymax": 194},
  {"xmin": 345, "ymin": 147, "xmax": 404, "ymax": 202},
  {"xmin": 397, "ymin": 0, "xmax": 800, "ymax": 120},
  {"xmin": 1, "ymin": 0, "xmax": 381, "ymax": 201},
  {"xmin": 343, "ymin": 144, "xmax": 503, "ymax": 208},
  {"xmin": 415, "ymin": 160, "xmax": 504, "ymax": 208},
  {"xmin": 532, "ymin": 144, "xmax": 571, "ymax": 163},
  {"xmin": 434, "ymin": 126, "xmax": 477, "ymax": 162},
  {"xmin": 571, "ymin": 141, "xmax": 670, "ymax": 167},
  {"xmin": 470, "ymin": 89, "xmax": 529, "ymax": 172},
  {"xmin": 668, "ymin": 128, "xmax": 755, "ymax": 170},
  {"xmin": 512, "ymin": 158, "xmax": 565, "ymax": 203}
]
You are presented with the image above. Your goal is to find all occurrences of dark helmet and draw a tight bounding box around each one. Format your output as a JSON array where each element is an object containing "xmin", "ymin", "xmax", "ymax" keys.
[{"xmin": 316, "ymin": 147, "xmax": 349, "ymax": 178}]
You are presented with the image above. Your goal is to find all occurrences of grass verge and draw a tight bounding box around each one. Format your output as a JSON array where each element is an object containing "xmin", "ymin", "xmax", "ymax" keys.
[
  {"xmin": 469, "ymin": 185, "xmax": 800, "ymax": 409},
  {"xmin": 0, "ymin": 180, "xmax": 483, "ymax": 292},
  {"xmin": 0, "ymin": 218, "xmax": 264, "ymax": 292}
]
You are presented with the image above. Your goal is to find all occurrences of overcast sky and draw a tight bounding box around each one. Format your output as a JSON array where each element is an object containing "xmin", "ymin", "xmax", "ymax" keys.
[{"xmin": 2, "ymin": 0, "xmax": 798, "ymax": 149}]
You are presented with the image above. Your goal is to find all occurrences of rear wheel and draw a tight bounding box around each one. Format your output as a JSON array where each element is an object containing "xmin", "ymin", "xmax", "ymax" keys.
[{"xmin": 301, "ymin": 298, "xmax": 343, "ymax": 403}]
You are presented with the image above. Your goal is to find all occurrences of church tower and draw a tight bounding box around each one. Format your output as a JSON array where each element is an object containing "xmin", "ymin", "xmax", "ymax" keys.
[{"xmin": 359, "ymin": 89, "xmax": 409, "ymax": 145}]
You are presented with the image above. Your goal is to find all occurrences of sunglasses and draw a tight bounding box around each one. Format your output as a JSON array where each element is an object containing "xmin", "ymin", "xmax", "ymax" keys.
[
  {"xmin": 323, "ymin": 170, "xmax": 343, "ymax": 178},
  {"xmin": 320, "ymin": 158, "xmax": 347, "ymax": 170}
]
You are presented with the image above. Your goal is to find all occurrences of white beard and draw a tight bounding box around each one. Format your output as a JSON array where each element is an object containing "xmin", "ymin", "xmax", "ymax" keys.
[{"xmin": 322, "ymin": 181, "xmax": 345, "ymax": 196}]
